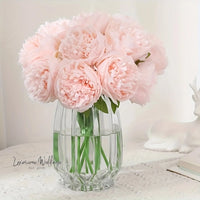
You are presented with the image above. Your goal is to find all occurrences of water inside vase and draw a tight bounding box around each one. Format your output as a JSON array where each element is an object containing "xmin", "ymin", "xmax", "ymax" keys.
[{"xmin": 53, "ymin": 130, "xmax": 122, "ymax": 191}]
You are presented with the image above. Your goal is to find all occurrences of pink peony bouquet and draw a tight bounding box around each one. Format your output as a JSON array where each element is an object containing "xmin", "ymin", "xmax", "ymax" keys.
[{"xmin": 19, "ymin": 13, "xmax": 167, "ymax": 113}]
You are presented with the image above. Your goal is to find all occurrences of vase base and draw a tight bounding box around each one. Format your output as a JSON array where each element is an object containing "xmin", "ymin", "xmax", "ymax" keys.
[{"xmin": 60, "ymin": 176, "xmax": 114, "ymax": 191}]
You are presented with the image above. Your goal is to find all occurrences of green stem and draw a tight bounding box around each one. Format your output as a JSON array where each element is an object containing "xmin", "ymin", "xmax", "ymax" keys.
[
  {"xmin": 77, "ymin": 136, "xmax": 81, "ymax": 173},
  {"xmin": 71, "ymin": 136, "xmax": 76, "ymax": 173},
  {"xmin": 79, "ymin": 137, "xmax": 89, "ymax": 172},
  {"xmin": 85, "ymin": 160, "xmax": 88, "ymax": 173},
  {"xmin": 117, "ymin": 133, "xmax": 122, "ymax": 168},
  {"xmin": 53, "ymin": 132, "xmax": 59, "ymax": 162},
  {"xmin": 85, "ymin": 156, "xmax": 93, "ymax": 174},
  {"xmin": 76, "ymin": 109, "xmax": 94, "ymax": 175},
  {"xmin": 75, "ymin": 107, "xmax": 111, "ymax": 175},
  {"xmin": 78, "ymin": 136, "xmax": 93, "ymax": 174},
  {"xmin": 101, "ymin": 146, "xmax": 109, "ymax": 168},
  {"xmin": 95, "ymin": 109, "xmax": 101, "ymax": 173},
  {"xmin": 79, "ymin": 154, "xmax": 85, "ymax": 172},
  {"xmin": 95, "ymin": 136, "xmax": 101, "ymax": 173},
  {"xmin": 65, "ymin": 134, "xmax": 111, "ymax": 174},
  {"xmin": 85, "ymin": 137, "xmax": 93, "ymax": 174},
  {"xmin": 80, "ymin": 138, "xmax": 86, "ymax": 154}
]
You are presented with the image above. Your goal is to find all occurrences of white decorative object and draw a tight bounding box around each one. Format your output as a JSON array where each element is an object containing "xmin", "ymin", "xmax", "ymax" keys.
[{"xmin": 144, "ymin": 80, "xmax": 200, "ymax": 153}]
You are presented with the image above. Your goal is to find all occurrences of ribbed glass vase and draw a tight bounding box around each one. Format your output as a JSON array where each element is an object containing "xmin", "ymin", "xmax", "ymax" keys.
[{"xmin": 53, "ymin": 97, "xmax": 123, "ymax": 191}]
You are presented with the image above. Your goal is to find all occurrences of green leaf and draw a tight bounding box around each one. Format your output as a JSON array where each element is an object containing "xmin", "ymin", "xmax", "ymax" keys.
[
  {"xmin": 83, "ymin": 109, "xmax": 91, "ymax": 118},
  {"xmin": 109, "ymin": 98, "xmax": 120, "ymax": 113},
  {"xmin": 135, "ymin": 52, "xmax": 151, "ymax": 66},
  {"xmin": 94, "ymin": 96, "xmax": 108, "ymax": 113},
  {"xmin": 145, "ymin": 52, "xmax": 151, "ymax": 59},
  {"xmin": 111, "ymin": 102, "xmax": 117, "ymax": 113},
  {"xmin": 135, "ymin": 59, "xmax": 144, "ymax": 65}
]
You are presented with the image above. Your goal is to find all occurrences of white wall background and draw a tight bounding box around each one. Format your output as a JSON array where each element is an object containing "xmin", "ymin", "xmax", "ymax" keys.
[{"xmin": 0, "ymin": 0, "xmax": 199, "ymax": 149}]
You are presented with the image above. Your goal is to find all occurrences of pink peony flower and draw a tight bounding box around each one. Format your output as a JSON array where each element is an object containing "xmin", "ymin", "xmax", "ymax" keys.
[
  {"xmin": 23, "ymin": 58, "xmax": 59, "ymax": 102},
  {"xmin": 19, "ymin": 34, "xmax": 42, "ymax": 69},
  {"xmin": 105, "ymin": 14, "xmax": 151, "ymax": 61},
  {"xmin": 37, "ymin": 19, "xmax": 69, "ymax": 39},
  {"xmin": 71, "ymin": 13, "xmax": 111, "ymax": 34},
  {"xmin": 130, "ymin": 61, "xmax": 156, "ymax": 105},
  {"xmin": 19, "ymin": 34, "xmax": 60, "ymax": 69},
  {"xmin": 97, "ymin": 52, "xmax": 139, "ymax": 101},
  {"xmin": 19, "ymin": 14, "xmax": 168, "ymax": 109},
  {"xmin": 147, "ymin": 36, "xmax": 168, "ymax": 75},
  {"xmin": 19, "ymin": 19, "xmax": 69, "ymax": 69},
  {"xmin": 55, "ymin": 60, "xmax": 102, "ymax": 112},
  {"xmin": 19, "ymin": 19, "xmax": 68, "ymax": 103},
  {"xmin": 59, "ymin": 26, "xmax": 105, "ymax": 65}
]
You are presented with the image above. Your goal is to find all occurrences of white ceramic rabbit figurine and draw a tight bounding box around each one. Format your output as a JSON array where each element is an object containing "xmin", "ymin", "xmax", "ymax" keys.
[{"xmin": 144, "ymin": 80, "xmax": 200, "ymax": 153}]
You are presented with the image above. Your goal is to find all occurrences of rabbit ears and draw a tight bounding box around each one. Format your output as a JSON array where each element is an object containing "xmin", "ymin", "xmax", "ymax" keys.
[{"xmin": 190, "ymin": 78, "xmax": 200, "ymax": 102}]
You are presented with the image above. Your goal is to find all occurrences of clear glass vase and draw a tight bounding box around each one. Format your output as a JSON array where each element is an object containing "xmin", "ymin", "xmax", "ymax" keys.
[{"xmin": 53, "ymin": 97, "xmax": 123, "ymax": 191}]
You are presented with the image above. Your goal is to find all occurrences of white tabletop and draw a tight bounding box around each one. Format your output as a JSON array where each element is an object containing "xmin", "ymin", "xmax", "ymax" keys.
[{"xmin": 0, "ymin": 140, "xmax": 200, "ymax": 200}]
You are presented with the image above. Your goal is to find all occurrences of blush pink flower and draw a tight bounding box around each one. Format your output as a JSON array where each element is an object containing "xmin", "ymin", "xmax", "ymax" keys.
[
  {"xmin": 105, "ymin": 14, "xmax": 151, "ymax": 60},
  {"xmin": 147, "ymin": 36, "xmax": 168, "ymax": 75},
  {"xmin": 71, "ymin": 13, "xmax": 111, "ymax": 34},
  {"xmin": 37, "ymin": 19, "xmax": 69, "ymax": 39},
  {"xmin": 19, "ymin": 34, "xmax": 42, "ymax": 69},
  {"xmin": 19, "ymin": 19, "xmax": 68, "ymax": 103},
  {"xmin": 130, "ymin": 61, "xmax": 156, "ymax": 105},
  {"xmin": 97, "ymin": 53, "xmax": 139, "ymax": 101},
  {"xmin": 19, "ymin": 19, "xmax": 69, "ymax": 69},
  {"xmin": 19, "ymin": 14, "xmax": 167, "ymax": 109},
  {"xmin": 55, "ymin": 60, "xmax": 102, "ymax": 112},
  {"xmin": 59, "ymin": 26, "xmax": 105, "ymax": 65},
  {"xmin": 19, "ymin": 34, "xmax": 60, "ymax": 69},
  {"xmin": 23, "ymin": 58, "xmax": 59, "ymax": 102}
]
